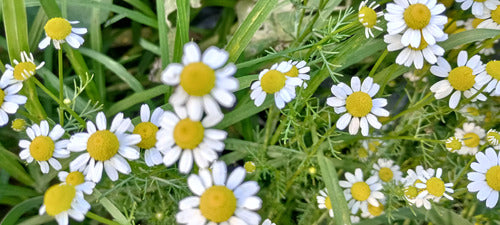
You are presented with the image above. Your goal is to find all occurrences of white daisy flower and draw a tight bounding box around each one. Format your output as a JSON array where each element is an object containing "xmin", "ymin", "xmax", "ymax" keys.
[
  {"xmin": 157, "ymin": 106, "xmax": 227, "ymax": 174},
  {"xmin": 0, "ymin": 73, "xmax": 27, "ymax": 126},
  {"xmin": 161, "ymin": 42, "xmax": 238, "ymax": 122},
  {"xmin": 487, "ymin": 129, "xmax": 500, "ymax": 149},
  {"xmin": 454, "ymin": 122, "xmax": 486, "ymax": 155},
  {"xmin": 477, "ymin": 4, "xmax": 500, "ymax": 29},
  {"xmin": 250, "ymin": 61, "xmax": 302, "ymax": 109},
  {"xmin": 467, "ymin": 147, "xmax": 500, "ymax": 208},
  {"xmin": 284, "ymin": 60, "xmax": 310, "ymax": 88},
  {"xmin": 360, "ymin": 199, "xmax": 385, "ymax": 218},
  {"xmin": 327, "ymin": 76, "xmax": 389, "ymax": 136},
  {"xmin": 39, "ymin": 17, "xmax": 87, "ymax": 49},
  {"xmin": 262, "ymin": 219, "xmax": 275, "ymax": 225},
  {"xmin": 456, "ymin": 0, "xmax": 500, "ymax": 18},
  {"xmin": 478, "ymin": 39, "xmax": 498, "ymax": 56},
  {"xmin": 430, "ymin": 51, "xmax": 489, "ymax": 109},
  {"xmin": 339, "ymin": 168, "xmax": 385, "ymax": 214},
  {"xmin": 415, "ymin": 168, "xmax": 454, "ymax": 201},
  {"xmin": 68, "ymin": 112, "xmax": 141, "ymax": 183},
  {"xmin": 176, "ymin": 161, "xmax": 262, "ymax": 225},
  {"xmin": 133, "ymin": 104, "xmax": 164, "ymax": 167},
  {"xmin": 445, "ymin": 136, "xmax": 464, "ymax": 153},
  {"xmin": 3, "ymin": 51, "xmax": 45, "ymax": 83},
  {"xmin": 19, "ymin": 120, "xmax": 69, "ymax": 174},
  {"xmin": 402, "ymin": 166, "xmax": 435, "ymax": 210},
  {"xmin": 477, "ymin": 60, "xmax": 500, "ymax": 96},
  {"xmin": 372, "ymin": 158, "xmax": 403, "ymax": 183},
  {"xmin": 58, "ymin": 170, "xmax": 96, "ymax": 195},
  {"xmin": 385, "ymin": 34, "xmax": 445, "ymax": 69},
  {"xmin": 459, "ymin": 104, "xmax": 485, "ymax": 121},
  {"xmin": 358, "ymin": 1, "xmax": 384, "ymax": 38},
  {"xmin": 39, "ymin": 183, "xmax": 91, "ymax": 225},
  {"xmin": 385, "ymin": 0, "xmax": 448, "ymax": 48},
  {"xmin": 317, "ymin": 188, "xmax": 334, "ymax": 217}
]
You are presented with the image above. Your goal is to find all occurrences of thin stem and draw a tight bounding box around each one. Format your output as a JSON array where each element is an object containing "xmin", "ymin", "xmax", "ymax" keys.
[
  {"xmin": 362, "ymin": 135, "xmax": 444, "ymax": 144},
  {"xmin": 368, "ymin": 49, "xmax": 388, "ymax": 77},
  {"xmin": 86, "ymin": 212, "xmax": 120, "ymax": 225},
  {"xmin": 58, "ymin": 49, "xmax": 64, "ymax": 126}
]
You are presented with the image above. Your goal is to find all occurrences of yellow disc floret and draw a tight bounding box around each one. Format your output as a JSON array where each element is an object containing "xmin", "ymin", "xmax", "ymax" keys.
[
  {"xmin": 173, "ymin": 118, "xmax": 205, "ymax": 149},
  {"xmin": 491, "ymin": 5, "xmax": 500, "ymax": 25},
  {"xmin": 368, "ymin": 201, "xmax": 384, "ymax": 216},
  {"xmin": 44, "ymin": 17, "xmax": 72, "ymax": 40},
  {"xmin": 486, "ymin": 166, "xmax": 500, "ymax": 191},
  {"xmin": 87, "ymin": 130, "xmax": 119, "ymax": 161},
  {"xmin": 472, "ymin": 18, "xmax": 485, "ymax": 29},
  {"xmin": 11, "ymin": 118, "xmax": 27, "ymax": 132},
  {"xmin": 13, "ymin": 62, "xmax": 36, "ymax": 81},
  {"xmin": 0, "ymin": 88, "xmax": 5, "ymax": 106},
  {"xmin": 244, "ymin": 161, "xmax": 256, "ymax": 173},
  {"xmin": 346, "ymin": 91, "xmax": 373, "ymax": 117},
  {"xmin": 284, "ymin": 66, "xmax": 299, "ymax": 77},
  {"xmin": 404, "ymin": 4, "xmax": 431, "ymax": 30},
  {"xmin": 487, "ymin": 130, "xmax": 500, "ymax": 145},
  {"xmin": 378, "ymin": 167, "xmax": 394, "ymax": 182},
  {"xmin": 404, "ymin": 186, "xmax": 418, "ymax": 199},
  {"xmin": 351, "ymin": 181, "xmax": 371, "ymax": 201},
  {"xmin": 463, "ymin": 132, "xmax": 480, "ymax": 148},
  {"xmin": 486, "ymin": 61, "xmax": 500, "ymax": 80},
  {"xmin": 200, "ymin": 186, "xmax": 237, "ymax": 223},
  {"xmin": 30, "ymin": 136, "xmax": 55, "ymax": 161},
  {"xmin": 446, "ymin": 137, "xmax": 462, "ymax": 151},
  {"xmin": 65, "ymin": 171, "xmax": 85, "ymax": 186},
  {"xmin": 426, "ymin": 177, "xmax": 445, "ymax": 197},
  {"xmin": 448, "ymin": 66, "xmax": 475, "ymax": 91},
  {"xmin": 325, "ymin": 196, "xmax": 333, "ymax": 210},
  {"xmin": 466, "ymin": 107, "xmax": 480, "ymax": 116},
  {"xmin": 261, "ymin": 70, "xmax": 286, "ymax": 94},
  {"xmin": 180, "ymin": 62, "xmax": 216, "ymax": 96},
  {"xmin": 359, "ymin": 6, "xmax": 378, "ymax": 28},
  {"xmin": 44, "ymin": 184, "xmax": 76, "ymax": 216},
  {"xmin": 409, "ymin": 36, "xmax": 429, "ymax": 51},
  {"xmin": 133, "ymin": 122, "xmax": 159, "ymax": 149}
]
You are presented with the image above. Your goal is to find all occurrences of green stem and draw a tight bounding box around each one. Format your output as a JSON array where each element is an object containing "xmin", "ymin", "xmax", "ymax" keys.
[
  {"xmin": 386, "ymin": 92, "xmax": 434, "ymax": 123},
  {"xmin": 305, "ymin": 20, "xmax": 357, "ymax": 57},
  {"xmin": 58, "ymin": 49, "xmax": 64, "ymax": 126},
  {"xmin": 368, "ymin": 49, "xmax": 388, "ymax": 77},
  {"xmin": 362, "ymin": 135, "xmax": 444, "ymax": 144},
  {"xmin": 86, "ymin": 212, "xmax": 120, "ymax": 225},
  {"xmin": 32, "ymin": 78, "xmax": 86, "ymax": 127}
]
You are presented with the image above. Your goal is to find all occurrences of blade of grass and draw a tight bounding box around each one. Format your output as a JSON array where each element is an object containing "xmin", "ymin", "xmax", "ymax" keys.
[
  {"xmin": 106, "ymin": 85, "xmax": 168, "ymax": 115},
  {"xmin": 215, "ymin": 94, "xmax": 273, "ymax": 129},
  {"xmin": 173, "ymin": 0, "xmax": 190, "ymax": 62},
  {"xmin": 28, "ymin": 8, "xmax": 48, "ymax": 51},
  {"xmin": 0, "ymin": 196, "xmax": 43, "ymax": 225},
  {"xmin": 94, "ymin": 190, "xmax": 130, "ymax": 225},
  {"xmin": 90, "ymin": 0, "xmax": 106, "ymax": 102},
  {"xmin": 0, "ymin": 184, "xmax": 38, "ymax": 198},
  {"xmin": 0, "ymin": 145, "xmax": 36, "ymax": 187},
  {"xmin": 156, "ymin": 0, "xmax": 170, "ymax": 67},
  {"xmin": 441, "ymin": 28, "xmax": 500, "ymax": 50},
  {"xmin": 225, "ymin": 0, "xmax": 278, "ymax": 62},
  {"xmin": 124, "ymin": 0, "xmax": 156, "ymax": 18}
]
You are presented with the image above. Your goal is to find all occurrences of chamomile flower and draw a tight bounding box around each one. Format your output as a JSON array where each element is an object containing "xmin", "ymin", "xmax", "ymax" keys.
[
  {"xmin": 284, "ymin": 60, "xmax": 310, "ymax": 88},
  {"xmin": 0, "ymin": 73, "xmax": 27, "ymax": 126},
  {"xmin": 245, "ymin": 161, "xmax": 256, "ymax": 173},
  {"xmin": 478, "ymin": 60, "xmax": 500, "ymax": 96},
  {"xmin": 339, "ymin": 168, "xmax": 384, "ymax": 214},
  {"xmin": 486, "ymin": 129, "xmax": 500, "ymax": 149},
  {"xmin": 19, "ymin": 121, "xmax": 69, "ymax": 174},
  {"xmin": 467, "ymin": 147, "xmax": 500, "ymax": 208},
  {"xmin": 384, "ymin": 34, "xmax": 445, "ymax": 69},
  {"xmin": 250, "ymin": 61, "xmax": 302, "ymax": 109},
  {"xmin": 454, "ymin": 122, "xmax": 486, "ymax": 155},
  {"xmin": 361, "ymin": 199, "xmax": 385, "ymax": 218},
  {"xmin": 430, "ymin": 51, "xmax": 488, "ymax": 109},
  {"xmin": 478, "ymin": 39, "xmax": 498, "ymax": 56},
  {"xmin": 402, "ymin": 166, "xmax": 435, "ymax": 209},
  {"xmin": 327, "ymin": 76, "xmax": 389, "ymax": 136},
  {"xmin": 133, "ymin": 104, "xmax": 164, "ymax": 167},
  {"xmin": 39, "ymin": 17, "xmax": 87, "ymax": 49},
  {"xmin": 161, "ymin": 42, "xmax": 238, "ymax": 121},
  {"xmin": 176, "ymin": 161, "xmax": 262, "ymax": 225},
  {"xmin": 478, "ymin": 4, "xmax": 500, "ymax": 29},
  {"xmin": 415, "ymin": 168, "xmax": 454, "ymax": 201},
  {"xmin": 317, "ymin": 189, "xmax": 334, "ymax": 217},
  {"xmin": 262, "ymin": 219, "xmax": 276, "ymax": 225},
  {"xmin": 459, "ymin": 104, "xmax": 485, "ymax": 121},
  {"xmin": 456, "ymin": 0, "xmax": 500, "ymax": 18},
  {"xmin": 39, "ymin": 183, "xmax": 91, "ymax": 225},
  {"xmin": 68, "ymin": 112, "xmax": 141, "ymax": 183},
  {"xmin": 11, "ymin": 118, "xmax": 27, "ymax": 131},
  {"xmin": 385, "ymin": 0, "xmax": 447, "ymax": 48},
  {"xmin": 372, "ymin": 159, "xmax": 403, "ymax": 183},
  {"xmin": 358, "ymin": 1, "xmax": 384, "ymax": 38},
  {"xmin": 3, "ymin": 51, "xmax": 45, "ymax": 83},
  {"xmin": 445, "ymin": 136, "xmax": 464, "ymax": 153},
  {"xmin": 58, "ymin": 171, "xmax": 95, "ymax": 195},
  {"xmin": 157, "ymin": 106, "xmax": 227, "ymax": 174}
]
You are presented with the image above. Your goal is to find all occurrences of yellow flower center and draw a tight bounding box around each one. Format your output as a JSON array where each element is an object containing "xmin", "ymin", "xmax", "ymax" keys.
[
  {"xmin": 378, "ymin": 167, "xmax": 394, "ymax": 182},
  {"xmin": 30, "ymin": 136, "xmax": 55, "ymax": 161},
  {"xmin": 486, "ymin": 166, "xmax": 500, "ymax": 191},
  {"xmin": 11, "ymin": 118, "xmax": 27, "ymax": 132},
  {"xmin": 368, "ymin": 201, "xmax": 384, "ymax": 216},
  {"xmin": 173, "ymin": 118, "xmax": 205, "ymax": 150},
  {"xmin": 284, "ymin": 65, "xmax": 299, "ymax": 77},
  {"xmin": 0, "ymin": 88, "xmax": 5, "ymax": 106},
  {"xmin": 446, "ymin": 137, "xmax": 462, "ymax": 151},
  {"xmin": 486, "ymin": 61, "xmax": 500, "ymax": 80},
  {"xmin": 426, "ymin": 177, "xmax": 445, "ymax": 197},
  {"xmin": 13, "ymin": 62, "xmax": 36, "ymax": 81},
  {"xmin": 472, "ymin": 18, "xmax": 485, "ymax": 29},
  {"xmin": 368, "ymin": 141, "xmax": 380, "ymax": 152},
  {"xmin": 487, "ymin": 130, "xmax": 500, "ymax": 145},
  {"xmin": 351, "ymin": 182, "xmax": 371, "ymax": 201},
  {"xmin": 359, "ymin": 6, "xmax": 378, "ymax": 28},
  {"xmin": 44, "ymin": 184, "xmax": 76, "ymax": 216},
  {"xmin": 87, "ymin": 130, "xmax": 119, "ymax": 161},
  {"xmin": 463, "ymin": 132, "xmax": 480, "ymax": 148},
  {"xmin": 439, "ymin": 0, "xmax": 454, "ymax": 8},
  {"xmin": 180, "ymin": 62, "xmax": 216, "ymax": 96},
  {"xmin": 199, "ymin": 186, "xmax": 237, "ymax": 223},
  {"xmin": 325, "ymin": 196, "xmax": 333, "ymax": 210},
  {"xmin": 492, "ymin": 5, "xmax": 500, "ymax": 25},
  {"xmin": 404, "ymin": 3, "xmax": 431, "ymax": 30},
  {"xmin": 65, "ymin": 171, "xmax": 85, "ymax": 186},
  {"xmin": 261, "ymin": 70, "xmax": 286, "ymax": 94},
  {"xmin": 475, "ymin": 0, "xmax": 487, "ymax": 2},
  {"xmin": 408, "ymin": 36, "xmax": 429, "ymax": 51},
  {"xmin": 244, "ymin": 161, "xmax": 256, "ymax": 173},
  {"xmin": 358, "ymin": 148, "xmax": 369, "ymax": 158},
  {"xmin": 44, "ymin": 17, "xmax": 72, "ymax": 40},
  {"xmin": 448, "ymin": 66, "xmax": 475, "ymax": 91},
  {"xmin": 466, "ymin": 107, "xmax": 480, "ymax": 116},
  {"xmin": 345, "ymin": 91, "xmax": 373, "ymax": 117},
  {"xmin": 133, "ymin": 122, "xmax": 159, "ymax": 149},
  {"xmin": 404, "ymin": 186, "xmax": 418, "ymax": 199}
]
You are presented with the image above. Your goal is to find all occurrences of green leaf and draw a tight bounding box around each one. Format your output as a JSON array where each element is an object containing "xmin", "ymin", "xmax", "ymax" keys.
[
  {"xmin": 0, "ymin": 196, "xmax": 43, "ymax": 225},
  {"xmin": 356, "ymin": 206, "xmax": 473, "ymax": 225},
  {"xmin": 79, "ymin": 48, "xmax": 144, "ymax": 93},
  {"xmin": 124, "ymin": 0, "xmax": 156, "ymax": 18},
  {"xmin": 90, "ymin": 0, "xmax": 106, "ymax": 102},
  {"xmin": 215, "ymin": 93, "xmax": 273, "ymax": 129},
  {"xmin": 441, "ymin": 29, "xmax": 500, "ymax": 51},
  {"xmin": 173, "ymin": 0, "xmax": 190, "ymax": 62},
  {"xmin": 156, "ymin": 0, "xmax": 170, "ymax": 67},
  {"xmin": 225, "ymin": 0, "xmax": 278, "ymax": 62},
  {"xmin": 94, "ymin": 190, "xmax": 131, "ymax": 225},
  {"xmin": 0, "ymin": 146, "xmax": 35, "ymax": 187},
  {"xmin": 237, "ymin": 74, "xmax": 258, "ymax": 91},
  {"xmin": 0, "ymin": 184, "xmax": 38, "ymax": 198},
  {"xmin": 106, "ymin": 85, "xmax": 169, "ymax": 115}
]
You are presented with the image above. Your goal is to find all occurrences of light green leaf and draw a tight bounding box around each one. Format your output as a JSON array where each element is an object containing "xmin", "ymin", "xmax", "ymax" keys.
[
  {"xmin": 0, "ymin": 146, "xmax": 35, "ymax": 187},
  {"xmin": 0, "ymin": 196, "xmax": 43, "ymax": 225},
  {"xmin": 106, "ymin": 85, "xmax": 169, "ymax": 115},
  {"xmin": 441, "ymin": 29, "xmax": 500, "ymax": 51}
]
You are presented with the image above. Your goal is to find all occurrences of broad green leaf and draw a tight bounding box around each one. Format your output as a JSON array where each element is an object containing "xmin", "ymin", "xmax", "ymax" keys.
[
  {"xmin": 356, "ymin": 206, "xmax": 473, "ymax": 225},
  {"xmin": 0, "ymin": 184, "xmax": 38, "ymax": 198},
  {"xmin": 0, "ymin": 146, "xmax": 35, "ymax": 187},
  {"xmin": 173, "ymin": 0, "xmax": 190, "ymax": 62},
  {"xmin": 215, "ymin": 94, "xmax": 273, "ymax": 129},
  {"xmin": 94, "ymin": 190, "xmax": 130, "ymax": 225},
  {"xmin": 0, "ymin": 196, "xmax": 43, "ymax": 225},
  {"xmin": 441, "ymin": 29, "xmax": 500, "ymax": 51},
  {"xmin": 156, "ymin": 0, "xmax": 170, "ymax": 67},
  {"xmin": 106, "ymin": 85, "xmax": 169, "ymax": 115}
]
